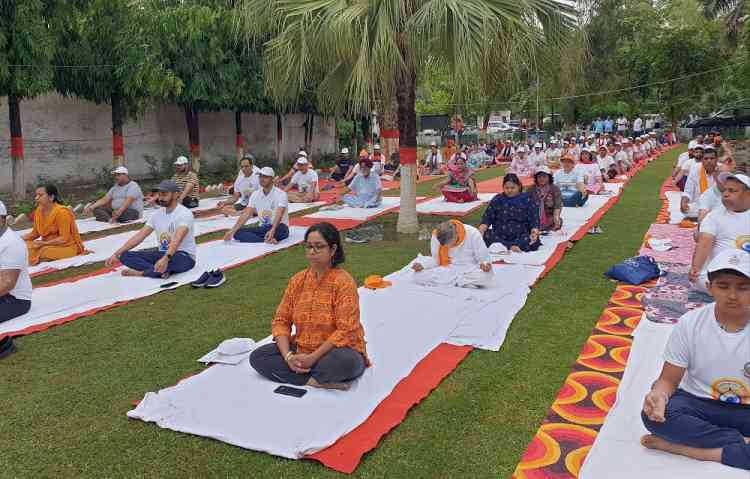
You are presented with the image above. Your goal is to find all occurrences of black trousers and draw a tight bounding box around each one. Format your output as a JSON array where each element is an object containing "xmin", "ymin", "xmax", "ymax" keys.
[
  {"xmin": 182, "ymin": 197, "xmax": 199, "ymax": 209},
  {"xmin": 249, "ymin": 342, "xmax": 366, "ymax": 386},
  {"xmin": 93, "ymin": 206, "xmax": 140, "ymax": 223},
  {"xmin": 0, "ymin": 294, "xmax": 31, "ymax": 323}
]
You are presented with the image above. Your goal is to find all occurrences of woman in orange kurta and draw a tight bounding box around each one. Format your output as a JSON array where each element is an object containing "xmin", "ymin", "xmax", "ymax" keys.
[
  {"xmin": 23, "ymin": 185, "xmax": 85, "ymax": 266},
  {"xmin": 249, "ymin": 222, "xmax": 369, "ymax": 390}
]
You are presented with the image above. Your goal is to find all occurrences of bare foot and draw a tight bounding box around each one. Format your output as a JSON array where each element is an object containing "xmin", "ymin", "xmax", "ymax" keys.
[
  {"xmin": 641, "ymin": 434, "xmax": 722, "ymax": 463},
  {"xmin": 121, "ymin": 269, "xmax": 144, "ymax": 277},
  {"xmin": 306, "ymin": 377, "xmax": 351, "ymax": 391}
]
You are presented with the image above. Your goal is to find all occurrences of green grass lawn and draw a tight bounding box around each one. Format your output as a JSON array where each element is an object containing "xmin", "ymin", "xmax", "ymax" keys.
[{"xmin": 1, "ymin": 149, "xmax": 680, "ymax": 478}]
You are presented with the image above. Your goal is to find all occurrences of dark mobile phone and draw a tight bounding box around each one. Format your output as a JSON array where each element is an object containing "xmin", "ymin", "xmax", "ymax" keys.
[
  {"xmin": 160, "ymin": 281, "xmax": 179, "ymax": 289},
  {"xmin": 274, "ymin": 386, "xmax": 307, "ymax": 398}
]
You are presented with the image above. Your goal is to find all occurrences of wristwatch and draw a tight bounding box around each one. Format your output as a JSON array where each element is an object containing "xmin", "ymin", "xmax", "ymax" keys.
[{"xmin": 166, "ymin": 253, "xmax": 173, "ymax": 260}]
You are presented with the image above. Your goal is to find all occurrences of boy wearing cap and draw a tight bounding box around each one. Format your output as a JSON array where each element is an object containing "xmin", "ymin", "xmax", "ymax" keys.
[
  {"xmin": 106, "ymin": 180, "xmax": 197, "ymax": 278},
  {"xmin": 171, "ymin": 156, "xmax": 200, "ymax": 209},
  {"xmin": 84, "ymin": 166, "xmax": 144, "ymax": 223},
  {"xmin": 689, "ymin": 173, "xmax": 750, "ymax": 293},
  {"xmin": 224, "ymin": 167, "xmax": 290, "ymax": 244},
  {"xmin": 285, "ymin": 158, "xmax": 319, "ymax": 203},
  {"xmin": 681, "ymin": 145, "xmax": 717, "ymax": 217},
  {"xmin": 341, "ymin": 159, "xmax": 382, "ymax": 208},
  {"xmin": 641, "ymin": 250, "xmax": 750, "ymax": 471}
]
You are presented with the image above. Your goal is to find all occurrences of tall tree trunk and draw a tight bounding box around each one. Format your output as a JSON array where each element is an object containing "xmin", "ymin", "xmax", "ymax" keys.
[
  {"xmin": 184, "ymin": 105, "xmax": 201, "ymax": 172},
  {"xmin": 396, "ymin": 64, "xmax": 419, "ymax": 234},
  {"xmin": 112, "ymin": 92, "xmax": 124, "ymax": 168},
  {"xmin": 361, "ymin": 115, "xmax": 371, "ymax": 146},
  {"xmin": 235, "ymin": 111, "xmax": 244, "ymax": 165},
  {"xmin": 305, "ymin": 113, "xmax": 315, "ymax": 154},
  {"xmin": 380, "ymin": 96, "xmax": 399, "ymax": 167},
  {"xmin": 9, "ymin": 92, "xmax": 25, "ymax": 201},
  {"xmin": 352, "ymin": 118, "xmax": 358, "ymax": 156},
  {"xmin": 276, "ymin": 113, "xmax": 284, "ymax": 167}
]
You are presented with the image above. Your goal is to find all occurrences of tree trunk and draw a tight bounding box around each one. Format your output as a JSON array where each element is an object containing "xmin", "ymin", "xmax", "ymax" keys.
[
  {"xmin": 183, "ymin": 105, "xmax": 201, "ymax": 172},
  {"xmin": 235, "ymin": 111, "xmax": 244, "ymax": 165},
  {"xmin": 306, "ymin": 113, "xmax": 315, "ymax": 154},
  {"xmin": 9, "ymin": 92, "xmax": 25, "ymax": 201},
  {"xmin": 380, "ymin": 96, "xmax": 400, "ymax": 166},
  {"xmin": 361, "ymin": 115, "xmax": 371, "ymax": 146},
  {"xmin": 352, "ymin": 118, "xmax": 358, "ymax": 156},
  {"xmin": 276, "ymin": 113, "xmax": 284, "ymax": 167},
  {"xmin": 396, "ymin": 64, "xmax": 419, "ymax": 235},
  {"xmin": 112, "ymin": 92, "xmax": 125, "ymax": 168}
]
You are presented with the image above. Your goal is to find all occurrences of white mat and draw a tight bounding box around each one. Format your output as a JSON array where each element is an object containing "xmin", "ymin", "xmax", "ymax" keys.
[
  {"xmin": 127, "ymin": 263, "xmax": 538, "ymax": 458},
  {"xmin": 0, "ymin": 227, "xmax": 308, "ymax": 337},
  {"xmin": 665, "ymin": 191, "xmax": 686, "ymax": 225},
  {"xmin": 302, "ymin": 196, "xmax": 403, "ymax": 221},
  {"xmin": 416, "ymin": 193, "xmax": 494, "ymax": 215},
  {"xmin": 27, "ymin": 202, "xmax": 324, "ymax": 276},
  {"xmin": 580, "ymin": 318, "xmax": 746, "ymax": 479}
]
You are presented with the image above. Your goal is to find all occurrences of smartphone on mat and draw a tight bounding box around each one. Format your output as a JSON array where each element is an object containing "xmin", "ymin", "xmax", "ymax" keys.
[
  {"xmin": 160, "ymin": 281, "xmax": 179, "ymax": 289},
  {"xmin": 274, "ymin": 386, "xmax": 307, "ymax": 398}
]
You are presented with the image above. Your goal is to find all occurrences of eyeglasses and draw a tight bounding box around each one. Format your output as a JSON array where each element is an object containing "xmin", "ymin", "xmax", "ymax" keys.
[{"xmin": 303, "ymin": 242, "xmax": 330, "ymax": 253}]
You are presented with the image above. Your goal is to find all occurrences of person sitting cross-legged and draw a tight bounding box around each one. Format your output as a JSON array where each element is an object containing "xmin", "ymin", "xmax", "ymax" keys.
[
  {"xmin": 218, "ymin": 154, "xmax": 260, "ymax": 217},
  {"xmin": 479, "ymin": 173, "xmax": 541, "ymax": 252},
  {"xmin": 84, "ymin": 166, "xmax": 144, "ymax": 223},
  {"xmin": 23, "ymin": 184, "xmax": 85, "ymax": 266},
  {"xmin": 434, "ymin": 154, "xmax": 478, "ymax": 203},
  {"xmin": 0, "ymin": 200, "xmax": 32, "ymax": 357},
  {"xmin": 641, "ymin": 250, "xmax": 750, "ymax": 471},
  {"xmin": 249, "ymin": 222, "xmax": 369, "ymax": 391},
  {"xmin": 554, "ymin": 155, "xmax": 588, "ymax": 207},
  {"xmin": 285, "ymin": 157, "xmax": 320, "ymax": 203},
  {"xmin": 223, "ymin": 167, "xmax": 290, "ymax": 244},
  {"xmin": 341, "ymin": 158, "xmax": 382, "ymax": 208},
  {"xmin": 527, "ymin": 167, "xmax": 563, "ymax": 232},
  {"xmin": 411, "ymin": 219, "xmax": 493, "ymax": 288},
  {"xmin": 105, "ymin": 180, "xmax": 197, "ymax": 278}
]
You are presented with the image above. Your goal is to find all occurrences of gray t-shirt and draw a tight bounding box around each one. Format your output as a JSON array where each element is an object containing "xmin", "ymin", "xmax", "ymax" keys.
[{"xmin": 107, "ymin": 181, "xmax": 144, "ymax": 216}]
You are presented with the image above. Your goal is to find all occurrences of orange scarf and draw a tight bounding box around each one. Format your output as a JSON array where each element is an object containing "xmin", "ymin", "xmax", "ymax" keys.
[
  {"xmin": 699, "ymin": 166, "xmax": 708, "ymax": 194},
  {"xmin": 436, "ymin": 220, "xmax": 466, "ymax": 267}
]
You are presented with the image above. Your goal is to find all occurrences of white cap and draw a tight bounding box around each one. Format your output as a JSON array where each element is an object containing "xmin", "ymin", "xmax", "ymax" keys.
[
  {"xmin": 724, "ymin": 173, "xmax": 750, "ymax": 189},
  {"xmin": 0, "ymin": 200, "xmax": 6, "ymax": 216},
  {"xmin": 174, "ymin": 156, "xmax": 189, "ymax": 166},
  {"xmin": 111, "ymin": 166, "xmax": 129, "ymax": 175},
  {"xmin": 296, "ymin": 157, "xmax": 309, "ymax": 165},
  {"xmin": 374, "ymin": 144, "xmax": 381, "ymax": 150},
  {"xmin": 430, "ymin": 141, "xmax": 437, "ymax": 147},
  {"xmin": 688, "ymin": 140, "xmax": 697, "ymax": 149},
  {"xmin": 297, "ymin": 150, "xmax": 308, "ymax": 157},
  {"xmin": 341, "ymin": 147, "xmax": 349, "ymax": 155},
  {"xmin": 707, "ymin": 249, "xmax": 750, "ymax": 277},
  {"xmin": 259, "ymin": 167, "xmax": 275, "ymax": 177},
  {"xmin": 579, "ymin": 136, "xmax": 585, "ymax": 140},
  {"xmin": 535, "ymin": 166, "xmax": 552, "ymax": 175},
  {"xmin": 534, "ymin": 143, "xmax": 542, "ymax": 149}
]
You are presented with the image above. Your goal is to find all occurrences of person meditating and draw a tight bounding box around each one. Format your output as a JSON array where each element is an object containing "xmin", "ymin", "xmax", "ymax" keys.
[
  {"xmin": 554, "ymin": 155, "xmax": 588, "ymax": 207},
  {"xmin": 249, "ymin": 222, "xmax": 369, "ymax": 390},
  {"xmin": 434, "ymin": 154, "xmax": 478, "ymax": 203},
  {"xmin": 689, "ymin": 173, "xmax": 750, "ymax": 293},
  {"xmin": 479, "ymin": 173, "xmax": 541, "ymax": 252},
  {"xmin": 508, "ymin": 147, "xmax": 534, "ymax": 177},
  {"xmin": 341, "ymin": 158, "xmax": 382, "ymax": 208},
  {"xmin": 681, "ymin": 145, "xmax": 718, "ymax": 218},
  {"xmin": 527, "ymin": 167, "xmax": 563, "ymax": 232},
  {"xmin": 0, "ymin": 200, "xmax": 32, "ymax": 357},
  {"xmin": 330, "ymin": 148, "xmax": 354, "ymax": 182},
  {"xmin": 285, "ymin": 157, "xmax": 320, "ymax": 203},
  {"xmin": 411, "ymin": 219, "xmax": 493, "ymax": 288},
  {"xmin": 224, "ymin": 167, "xmax": 290, "ymax": 244},
  {"xmin": 578, "ymin": 149, "xmax": 603, "ymax": 195},
  {"xmin": 105, "ymin": 180, "xmax": 197, "ymax": 278},
  {"xmin": 23, "ymin": 184, "xmax": 85, "ymax": 266},
  {"xmin": 641, "ymin": 250, "xmax": 750, "ymax": 471},
  {"xmin": 84, "ymin": 166, "xmax": 144, "ymax": 223},
  {"xmin": 218, "ymin": 154, "xmax": 260, "ymax": 216},
  {"xmin": 171, "ymin": 156, "xmax": 200, "ymax": 209}
]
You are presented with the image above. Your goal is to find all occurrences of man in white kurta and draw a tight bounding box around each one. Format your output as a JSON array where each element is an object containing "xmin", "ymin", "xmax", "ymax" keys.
[{"xmin": 411, "ymin": 220, "xmax": 493, "ymax": 288}]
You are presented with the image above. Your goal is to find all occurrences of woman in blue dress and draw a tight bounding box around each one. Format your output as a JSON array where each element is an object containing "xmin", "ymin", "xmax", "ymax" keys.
[{"xmin": 479, "ymin": 173, "xmax": 541, "ymax": 252}]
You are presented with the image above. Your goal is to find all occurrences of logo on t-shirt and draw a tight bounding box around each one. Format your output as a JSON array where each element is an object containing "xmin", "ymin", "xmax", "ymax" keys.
[
  {"xmin": 259, "ymin": 210, "xmax": 272, "ymax": 226},
  {"xmin": 736, "ymin": 235, "xmax": 750, "ymax": 253},
  {"xmin": 159, "ymin": 232, "xmax": 171, "ymax": 253},
  {"xmin": 711, "ymin": 378, "xmax": 749, "ymax": 405}
]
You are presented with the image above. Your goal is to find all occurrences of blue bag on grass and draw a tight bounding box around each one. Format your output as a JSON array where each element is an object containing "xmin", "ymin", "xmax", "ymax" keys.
[{"xmin": 604, "ymin": 255, "xmax": 661, "ymax": 285}]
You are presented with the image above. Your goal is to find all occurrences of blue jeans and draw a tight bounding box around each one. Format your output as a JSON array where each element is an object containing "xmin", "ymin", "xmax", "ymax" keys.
[
  {"xmin": 119, "ymin": 250, "xmax": 196, "ymax": 278},
  {"xmin": 561, "ymin": 189, "xmax": 588, "ymax": 207},
  {"xmin": 233, "ymin": 223, "xmax": 289, "ymax": 243},
  {"xmin": 642, "ymin": 389, "xmax": 750, "ymax": 470},
  {"xmin": 249, "ymin": 343, "xmax": 366, "ymax": 386}
]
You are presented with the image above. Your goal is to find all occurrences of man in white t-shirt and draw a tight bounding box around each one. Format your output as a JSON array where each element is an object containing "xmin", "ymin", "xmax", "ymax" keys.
[
  {"xmin": 555, "ymin": 155, "xmax": 589, "ymax": 207},
  {"xmin": 106, "ymin": 180, "xmax": 197, "ymax": 278},
  {"xmin": 225, "ymin": 167, "xmax": 290, "ymax": 244},
  {"xmin": 84, "ymin": 166, "xmax": 144, "ymax": 223},
  {"xmin": 219, "ymin": 154, "xmax": 261, "ymax": 216},
  {"xmin": 595, "ymin": 145, "xmax": 616, "ymax": 179},
  {"xmin": 633, "ymin": 115, "xmax": 643, "ymax": 136},
  {"xmin": 285, "ymin": 158, "xmax": 320, "ymax": 203},
  {"xmin": 528, "ymin": 143, "xmax": 546, "ymax": 170},
  {"xmin": 689, "ymin": 173, "xmax": 750, "ymax": 293},
  {"xmin": 0, "ymin": 200, "xmax": 33, "ymax": 356},
  {"xmin": 641, "ymin": 250, "xmax": 750, "ymax": 470},
  {"xmin": 681, "ymin": 145, "xmax": 718, "ymax": 217}
]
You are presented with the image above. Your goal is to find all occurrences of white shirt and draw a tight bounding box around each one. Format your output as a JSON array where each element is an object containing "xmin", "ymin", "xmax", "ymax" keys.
[
  {"xmin": 683, "ymin": 164, "xmax": 717, "ymax": 203},
  {"xmin": 665, "ymin": 303, "xmax": 750, "ymax": 405},
  {"xmin": 290, "ymin": 169, "xmax": 319, "ymax": 194},
  {"xmin": 528, "ymin": 152, "xmax": 546, "ymax": 168},
  {"xmin": 233, "ymin": 172, "xmax": 260, "ymax": 207},
  {"xmin": 554, "ymin": 168, "xmax": 584, "ymax": 190},
  {"xmin": 107, "ymin": 181, "xmax": 144, "ymax": 216},
  {"xmin": 676, "ymin": 152, "xmax": 690, "ymax": 169},
  {"xmin": 421, "ymin": 224, "xmax": 491, "ymax": 269},
  {"xmin": 698, "ymin": 187, "xmax": 722, "ymax": 215},
  {"xmin": 615, "ymin": 151, "xmax": 629, "ymax": 166},
  {"xmin": 249, "ymin": 186, "xmax": 289, "ymax": 226},
  {"xmin": 699, "ymin": 206, "xmax": 750, "ymax": 271},
  {"xmin": 616, "ymin": 117, "xmax": 628, "ymax": 131},
  {"xmin": 681, "ymin": 157, "xmax": 696, "ymax": 173},
  {"xmin": 596, "ymin": 154, "xmax": 615, "ymax": 172},
  {"xmin": 0, "ymin": 227, "xmax": 32, "ymax": 301},
  {"xmin": 146, "ymin": 204, "xmax": 197, "ymax": 260},
  {"xmin": 576, "ymin": 163, "xmax": 601, "ymax": 186},
  {"xmin": 633, "ymin": 118, "xmax": 643, "ymax": 131}
]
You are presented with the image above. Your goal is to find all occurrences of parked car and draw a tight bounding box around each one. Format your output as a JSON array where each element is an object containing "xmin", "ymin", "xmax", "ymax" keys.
[
  {"xmin": 420, "ymin": 128, "xmax": 438, "ymax": 136},
  {"xmin": 486, "ymin": 120, "xmax": 513, "ymax": 134},
  {"xmin": 687, "ymin": 103, "xmax": 750, "ymax": 129}
]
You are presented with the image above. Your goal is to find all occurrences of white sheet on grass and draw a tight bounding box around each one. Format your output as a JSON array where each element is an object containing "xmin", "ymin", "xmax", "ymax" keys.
[
  {"xmin": 27, "ymin": 202, "xmax": 324, "ymax": 276},
  {"xmin": 0, "ymin": 227, "xmax": 308, "ymax": 337},
  {"xmin": 579, "ymin": 318, "xmax": 746, "ymax": 479},
  {"xmin": 416, "ymin": 193, "xmax": 495, "ymax": 215},
  {"xmin": 127, "ymin": 263, "xmax": 538, "ymax": 458},
  {"xmin": 302, "ymin": 196, "xmax": 403, "ymax": 221},
  {"xmin": 665, "ymin": 190, "xmax": 686, "ymax": 225}
]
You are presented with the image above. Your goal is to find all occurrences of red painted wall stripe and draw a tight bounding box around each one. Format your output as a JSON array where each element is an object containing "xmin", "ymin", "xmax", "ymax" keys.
[{"xmin": 235, "ymin": 134, "xmax": 244, "ymax": 148}]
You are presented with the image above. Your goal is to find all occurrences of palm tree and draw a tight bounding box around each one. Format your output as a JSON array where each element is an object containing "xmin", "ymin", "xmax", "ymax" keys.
[
  {"xmin": 235, "ymin": 0, "xmax": 575, "ymax": 233},
  {"xmin": 701, "ymin": 0, "xmax": 746, "ymax": 47}
]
